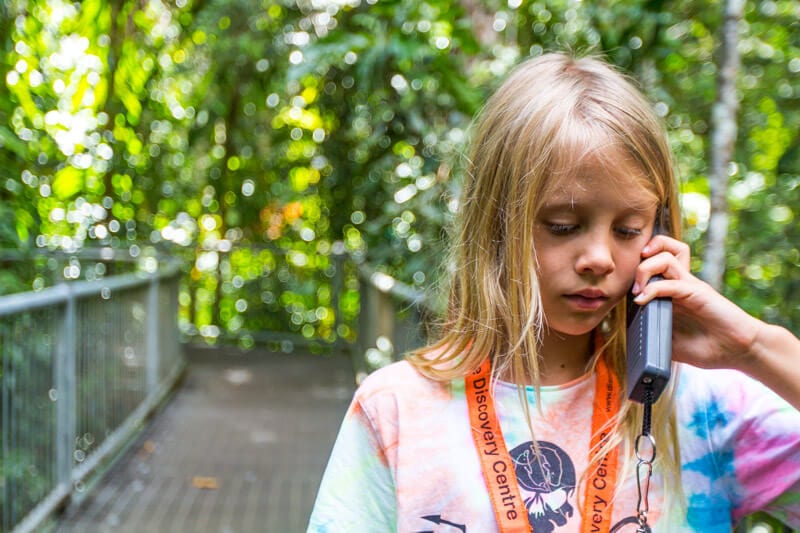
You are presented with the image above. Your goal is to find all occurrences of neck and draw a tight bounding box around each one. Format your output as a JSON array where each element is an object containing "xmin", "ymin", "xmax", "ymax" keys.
[
  {"xmin": 537, "ymin": 330, "xmax": 594, "ymax": 386},
  {"xmin": 495, "ymin": 330, "xmax": 596, "ymax": 387}
]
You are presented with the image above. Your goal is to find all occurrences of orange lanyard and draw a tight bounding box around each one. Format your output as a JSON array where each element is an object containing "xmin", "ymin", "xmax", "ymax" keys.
[{"xmin": 466, "ymin": 355, "xmax": 621, "ymax": 533}]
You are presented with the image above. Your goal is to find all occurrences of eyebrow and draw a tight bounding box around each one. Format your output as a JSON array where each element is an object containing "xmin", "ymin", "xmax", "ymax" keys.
[{"xmin": 539, "ymin": 200, "xmax": 658, "ymax": 214}]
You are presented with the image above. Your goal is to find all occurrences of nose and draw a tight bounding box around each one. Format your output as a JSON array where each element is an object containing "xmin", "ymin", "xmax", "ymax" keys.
[{"xmin": 575, "ymin": 235, "xmax": 615, "ymax": 276}]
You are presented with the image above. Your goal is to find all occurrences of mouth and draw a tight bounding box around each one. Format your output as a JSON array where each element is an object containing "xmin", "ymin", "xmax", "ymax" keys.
[{"xmin": 564, "ymin": 289, "xmax": 609, "ymax": 311}]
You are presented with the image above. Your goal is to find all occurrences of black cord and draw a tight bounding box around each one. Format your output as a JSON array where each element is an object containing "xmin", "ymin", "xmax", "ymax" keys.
[{"xmin": 642, "ymin": 386, "xmax": 654, "ymax": 436}]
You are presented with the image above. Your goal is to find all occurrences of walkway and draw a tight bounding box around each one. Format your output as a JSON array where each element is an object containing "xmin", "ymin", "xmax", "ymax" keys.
[{"xmin": 54, "ymin": 344, "xmax": 356, "ymax": 533}]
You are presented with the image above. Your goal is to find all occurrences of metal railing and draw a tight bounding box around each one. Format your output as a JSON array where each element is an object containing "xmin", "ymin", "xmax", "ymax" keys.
[
  {"xmin": 0, "ymin": 260, "xmax": 184, "ymax": 532},
  {"xmin": 172, "ymin": 244, "xmax": 350, "ymax": 352},
  {"xmin": 0, "ymin": 248, "xmax": 791, "ymax": 532},
  {"xmin": 352, "ymin": 263, "xmax": 434, "ymax": 382}
]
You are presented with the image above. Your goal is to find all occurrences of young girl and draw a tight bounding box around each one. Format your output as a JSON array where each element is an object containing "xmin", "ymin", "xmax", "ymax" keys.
[{"xmin": 307, "ymin": 53, "xmax": 800, "ymax": 532}]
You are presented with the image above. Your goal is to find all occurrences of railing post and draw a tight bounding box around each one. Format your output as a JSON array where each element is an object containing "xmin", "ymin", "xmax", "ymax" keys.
[
  {"xmin": 146, "ymin": 276, "xmax": 160, "ymax": 394},
  {"xmin": 354, "ymin": 276, "xmax": 365, "ymax": 377},
  {"xmin": 354, "ymin": 264, "xmax": 433, "ymax": 379},
  {"xmin": 331, "ymin": 252, "xmax": 344, "ymax": 343},
  {"xmin": 355, "ymin": 270, "xmax": 400, "ymax": 379},
  {"xmin": 374, "ymin": 288, "xmax": 396, "ymax": 354},
  {"xmin": 3, "ymin": 317, "xmax": 10, "ymax": 531},
  {"xmin": 55, "ymin": 287, "xmax": 77, "ymax": 499}
]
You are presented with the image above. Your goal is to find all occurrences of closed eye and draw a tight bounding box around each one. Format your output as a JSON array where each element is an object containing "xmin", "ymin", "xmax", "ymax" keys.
[
  {"xmin": 547, "ymin": 223, "xmax": 579, "ymax": 236},
  {"xmin": 615, "ymin": 227, "xmax": 643, "ymax": 239}
]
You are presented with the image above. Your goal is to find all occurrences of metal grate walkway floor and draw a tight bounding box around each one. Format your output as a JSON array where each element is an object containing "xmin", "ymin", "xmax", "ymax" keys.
[{"xmin": 54, "ymin": 344, "xmax": 355, "ymax": 533}]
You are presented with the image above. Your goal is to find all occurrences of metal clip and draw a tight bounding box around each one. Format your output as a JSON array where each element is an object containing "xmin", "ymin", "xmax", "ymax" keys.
[
  {"xmin": 634, "ymin": 432, "xmax": 656, "ymax": 530},
  {"xmin": 635, "ymin": 432, "xmax": 657, "ymax": 463}
]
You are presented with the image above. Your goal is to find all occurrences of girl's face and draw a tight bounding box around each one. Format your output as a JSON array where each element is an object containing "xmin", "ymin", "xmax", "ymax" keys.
[{"xmin": 533, "ymin": 156, "xmax": 658, "ymax": 338}]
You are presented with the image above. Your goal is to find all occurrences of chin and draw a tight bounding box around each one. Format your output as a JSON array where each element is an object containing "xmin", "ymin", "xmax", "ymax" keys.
[
  {"xmin": 547, "ymin": 315, "xmax": 606, "ymax": 337},
  {"xmin": 548, "ymin": 323, "xmax": 599, "ymax": 338}
]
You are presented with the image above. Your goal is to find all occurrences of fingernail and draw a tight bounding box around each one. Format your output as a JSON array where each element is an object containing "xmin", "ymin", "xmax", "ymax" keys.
[
  {"xmin": 631, "ymin": 282, "xmax": 640, "ymax": 295},
  {"xmin": 634, "ymin": 293, "xmax": 646, "ymax": 304},
  {"xmin": 642, "ymin": 245, "xmax": 650, "ymax": 254}
]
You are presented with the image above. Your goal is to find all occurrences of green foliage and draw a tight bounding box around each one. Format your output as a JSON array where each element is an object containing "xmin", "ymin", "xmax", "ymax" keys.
[
  {"xmin": 0, "ymin": 0, "xmax": 799, "ymax": 339},
  {"xmin": 1, "ymin": 1, "xmax": 799, "ymax": 531}
]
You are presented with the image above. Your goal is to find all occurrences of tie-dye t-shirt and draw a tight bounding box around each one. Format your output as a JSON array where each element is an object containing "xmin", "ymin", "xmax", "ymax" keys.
[{"xmin": 307, "ymin": 360, "xmax": 800, "ymax": 532}]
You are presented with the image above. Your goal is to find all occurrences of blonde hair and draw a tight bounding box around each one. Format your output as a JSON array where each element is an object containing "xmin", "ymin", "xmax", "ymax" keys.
[{"xmin": 408, "ymin": 52, "xmax": 683, "ymax": 513}]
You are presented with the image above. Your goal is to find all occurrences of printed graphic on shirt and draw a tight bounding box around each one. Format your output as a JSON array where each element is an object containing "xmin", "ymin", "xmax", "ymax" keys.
[
  {"xmin": 511, "ymin": 440, "xmax": 576, "ymax": 532},
  {"xmin": 416, "ymin": 514, "xmax": 467, "ymax": 532}
]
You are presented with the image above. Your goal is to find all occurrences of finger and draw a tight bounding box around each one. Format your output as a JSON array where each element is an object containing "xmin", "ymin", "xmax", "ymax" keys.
[
  {"xmin": 641, "ymin": 235, "xmax": 691, "ymax": 267},
  {"xmin": 631, "ymin": 252, "xmax": 688, "ymax": 295},
  {"xmin": 632, "ymin": 278, "xmax": 696, "ymax": 305}
]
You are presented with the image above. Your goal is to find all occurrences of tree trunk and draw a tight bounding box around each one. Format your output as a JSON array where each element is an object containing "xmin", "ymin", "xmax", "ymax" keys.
[
  {"xmin": 459, "ymin": 0, "xmax": 497, "ymax": 48},
  {"xmin": 702, "ymin": 0, "xmax": 744, "ymax": 289}
]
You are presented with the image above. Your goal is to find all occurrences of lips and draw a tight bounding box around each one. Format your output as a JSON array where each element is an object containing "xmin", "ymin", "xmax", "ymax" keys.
[{"xmin": 564, "ymin": 289, "xmax": 609, "ymax": 310}]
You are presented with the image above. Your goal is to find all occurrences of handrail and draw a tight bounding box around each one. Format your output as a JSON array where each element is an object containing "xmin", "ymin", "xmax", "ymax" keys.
[
  {"xmin": 1, "ymin": 256, "xmax": 184, "ymax": 533},
  {"xmin": 356, "ymin": 262, "xmax": 430, "ymax": 309},
  {"xmin": 0, "ymin": 262, "xmax": 181, "ymax": 316}
]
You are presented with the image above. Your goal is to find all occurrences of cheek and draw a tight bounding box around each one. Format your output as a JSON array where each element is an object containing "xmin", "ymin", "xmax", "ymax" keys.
[
  {"xmin": 618, "ymin": 248, "xmax": 645, "ymax": 282},
  {"xmin": 533, "ymin": 243, "xmax": 571, "ymax": 276},
  {"xmin": 534, "ymin": 254, "xmax": 553, "ymax": 276}
]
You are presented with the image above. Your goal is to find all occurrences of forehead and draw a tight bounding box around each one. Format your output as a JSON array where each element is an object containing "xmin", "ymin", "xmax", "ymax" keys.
[
  {"xmin": 541, "ymin": 147, "xmax": 659, "ymax": 212},
  {"xmin": 542, "ymin": 142, "xmax": 658, "ymax": 205}
]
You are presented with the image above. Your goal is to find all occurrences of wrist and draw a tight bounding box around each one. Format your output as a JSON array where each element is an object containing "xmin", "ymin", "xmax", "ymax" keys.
[
  {"xmin": 736, "ymin": 319, "xmax": 775, "ymax": 374},
  {"xmin": 740, "ymin": 321, "xmax": 793, "ymax": 377},
  {"xmin": 740, "ymin": 322, "xmax": 800, "ymax": 410}
]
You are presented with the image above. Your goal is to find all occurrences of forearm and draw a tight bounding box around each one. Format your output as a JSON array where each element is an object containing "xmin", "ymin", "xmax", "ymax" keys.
[{"xmin": 740, "ymin": 322, "xmax": 800, "ymax": 411}]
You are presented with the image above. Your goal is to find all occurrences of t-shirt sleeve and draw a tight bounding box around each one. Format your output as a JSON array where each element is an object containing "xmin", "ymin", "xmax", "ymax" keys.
[
  {"xmin": 703, "ymin": 370, "xmax": 800, "ymax": 527},
  {"xmin": 306, "ymin": 393, "xmax": 397, "ymax": 532}
]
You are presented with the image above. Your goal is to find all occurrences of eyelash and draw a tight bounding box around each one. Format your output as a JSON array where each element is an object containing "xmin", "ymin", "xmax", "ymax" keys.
[
  {"xmin": 546, "ymin": 224, "xmax": 643, "ymax": 239},
  {"xmin": 548, "ymin": 224, "xmax": 578, "ymax": 235},
  {"xmin": 615, "ymin": 227, "xmax": 642, "ymax": 239}
]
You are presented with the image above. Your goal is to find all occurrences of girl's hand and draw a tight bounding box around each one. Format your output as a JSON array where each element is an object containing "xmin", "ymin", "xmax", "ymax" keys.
[
  {"xmin": 631, "ymin": 235, "xmax": 800, "ymax": 409},
  {"xmin": 630, "ymin": 235, "xmax": 759, "ymax": 370}
]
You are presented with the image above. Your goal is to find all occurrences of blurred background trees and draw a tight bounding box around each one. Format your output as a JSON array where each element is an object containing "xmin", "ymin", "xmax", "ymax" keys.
[{"xmin": 1, "ymin": 0, "xmax": 799, "ymax": 341}]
